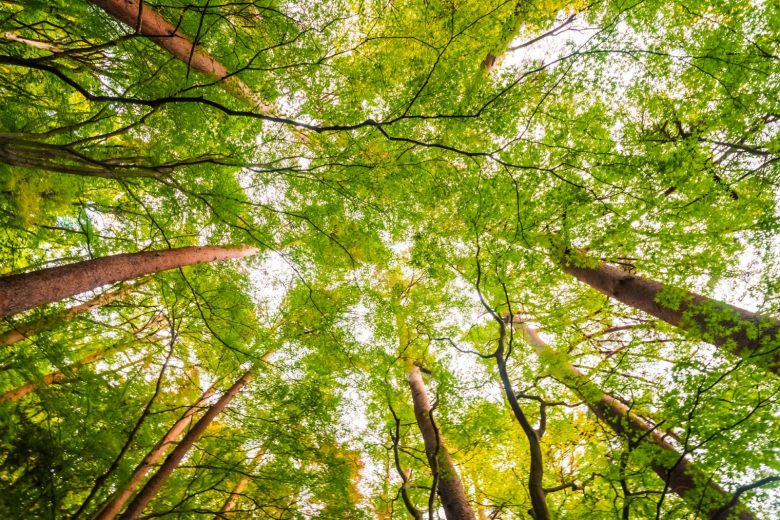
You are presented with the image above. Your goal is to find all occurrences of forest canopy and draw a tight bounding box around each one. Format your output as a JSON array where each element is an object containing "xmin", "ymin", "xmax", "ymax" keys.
[{"xmin": 0, "ymin": 0, "xmax": 779, "ymax": 518}]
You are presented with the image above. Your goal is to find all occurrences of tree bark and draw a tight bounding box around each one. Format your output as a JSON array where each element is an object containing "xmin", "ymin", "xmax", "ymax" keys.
[
  {"xmin": 213, "ymin": 447, "xmax": 267, "ymax": 519},
  {"xmin": 91, "ymin": 382, "xmax": 218, "ymax": 520},
  {"xmin": 561, "ymin": 257, "xmax": 780, "ymax": 374},
  {"xmin": 118, "ymin": 370, "xmax": 253, "ymax": 520},
  {"xmin": 0, "ymin": 245, "xmax": 256, "ymax": 319},
  {"xmin": 406, "ymin": 363, "xmax": 475, "ymax": 520},
  {"xmin": 0, "ymin": 350, "xmax": 104, "ymax": 404},
  {"xmin": 0, "ymin": 135, "xmax": 166, "ymax": 179},
  {"xmin": 88, "ymin": 0, "xmax": 273, "ymax": 114},
  {"xmin": 493, "ymin": 326, "xmax": 550, "ymax": 520},
  {"xmin": 0, "ymin": 281, "xmax": 141, "ymax": 348},
  {"xmin": 0, "ymin": 323, "xmax": 159, "ymax": 405},
  {"xmin": 513, "ymin": 320, "xmax": 755, "ymax": 520}
]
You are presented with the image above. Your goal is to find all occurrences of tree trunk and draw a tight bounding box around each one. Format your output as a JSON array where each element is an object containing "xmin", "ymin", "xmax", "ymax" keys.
[
  {"xmin": 493, "ymin": 331, "xmax": 550, "ymax": 520},
  {"xmin": 561, "ymin": 257, "xmax": 780, "ymax": 374},
  {"xmin": 118, "ymin": 370, "xmax": 253, "ymax": 520},
  {"xmin": 406, "ymin": 363, "xmax": 475, "ymax": 520},
  {"xmin": 213, "ymin": 447, "xmax": 267, "ymax": 519},
  {"xmin": 91, "ymin": 382, "xmax": 219, "ymax": 520},
  {"xmin": 0, "ymin": 281, "xmax": 141, "ymax": 348},
  {"xmin": 0, "ymin": 325, "xmax": 158, "ymax": 405},
  {"xmin": 0, "ymin": 350, "xmax": 102, "ymax": 404},
  {"xmin": 88, "ymin": 0, "xmax": 273, "ymax": 114},
  {"xmin": 0, "ymin": 245, "xmax": 256, "ymax": 319},
  {"xmin": 513, "ymin": 320, "xmax": 754, "ymax": 520}
]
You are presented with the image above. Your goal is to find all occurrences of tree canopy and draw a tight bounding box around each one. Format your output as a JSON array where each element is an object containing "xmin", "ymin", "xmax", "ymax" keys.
[{"xmin": 0, "ymin": 0, "xmax": 779, "ymax": 518}]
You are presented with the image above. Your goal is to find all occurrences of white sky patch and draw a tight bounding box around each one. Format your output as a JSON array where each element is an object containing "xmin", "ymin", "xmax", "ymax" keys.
[
  {"xmin": 245, "ymin": 250, "xmax": 298, "ymax": 312},
  {"xmin": 501, "ymin": 12, "xmax": 600, "ymax": 70}
]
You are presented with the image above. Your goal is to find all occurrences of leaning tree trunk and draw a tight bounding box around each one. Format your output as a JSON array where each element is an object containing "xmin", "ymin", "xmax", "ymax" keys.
[
  {"xmin": 513, "ymin": 320, "xmax": 754, "ymax": 520},
  {"xmin": 0, "ymin": 318, "xmax": 161, "ymax": 405},
  {"xmin": 213, "ymin": 447, "xmax": 267, "ymax": 519},
  {"xmin": 118, "ymin": 370, "xmax": 253, "ymax": 520},
  {"xmin": 91, "ymin": 382, "xmax": 219, "ymax": 520},
  {"xmin": 0, "ymin": 245, "xmax": 256, "ymax": 319},
  {"xmin": 561, "ymin": 255, "xmax": 780, "ymax": 374},
  {"xmin": 0, "ymin": 281, "xmax": 142, "ymax": 348},
  {"xmin": 0, "ymin": 349, "xmax": 107, "ymax": 404},
  {"xmin": 89, "ymin": 0, "xmax": 273, "ymax": 114},
  {"xmin": 406, "ymin": 362, "xmax": 475, "ymax": 520}
]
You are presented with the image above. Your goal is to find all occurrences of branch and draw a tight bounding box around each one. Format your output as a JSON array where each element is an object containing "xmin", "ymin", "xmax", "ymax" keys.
[{"xmin": 713, "ymin": 476, "xmax": 780, "ymax": 519}]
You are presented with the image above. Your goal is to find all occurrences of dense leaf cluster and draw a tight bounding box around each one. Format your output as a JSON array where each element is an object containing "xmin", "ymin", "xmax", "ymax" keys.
[{"xmin": 0, "ymin": 0, "xmax": 778, "ymax": 518}]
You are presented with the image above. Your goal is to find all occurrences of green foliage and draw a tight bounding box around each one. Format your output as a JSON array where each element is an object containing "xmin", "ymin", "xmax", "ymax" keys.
[{"xmin": 0, "ymin": 0, "xmax": 779, "ymax": 517}]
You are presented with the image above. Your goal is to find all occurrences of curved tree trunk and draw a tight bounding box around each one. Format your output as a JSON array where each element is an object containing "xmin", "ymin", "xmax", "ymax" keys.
[
  {"xmin": 561, "ymin": 257, "xmax": 780, "ymax": 374},
  {"xmin": 0, "ymin": 245, "xmax": 256, "ymax": 319},
  {"xmin": 513, "ymin": 320, "xmax": 754, "ymax": 520},
  {"xmin": 88, "ymin": 0, "xmax": 273, "ymax": 114},
  {"xmin": 406, "ymin": 362, "xmax": 475, "ymax": 520},
  {"xmin": 91, "ymin": 382, "xmax": 219, "ymax": 520},
  {"xmin": 493, "ymin": 328, "xmax": 550, "ymax": 520},
  {"xmin": 118, "ymin": 370, "xmax": 253, "ymax": 520},
  {"xmin": 0, "ymin": 281, "xmax": 141, "ymax": 348}
]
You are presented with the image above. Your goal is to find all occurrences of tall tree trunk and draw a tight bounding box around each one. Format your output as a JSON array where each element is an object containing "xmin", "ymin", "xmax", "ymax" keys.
[
  {"xmin": 213, "ymin": 447, "xmax": 267, "ymax": 519},
  {"xmin": 118, "ymin": 370, "xmax": 253, "ymax": 520},
  {"xmin": 512, "ymin": 320, "xmax": 754, "ymax": 520},
  {"xmin": 0, "ymin": 245, "xmax": 256, "ymax": 319},
  {"xmin": 406, "ymin": 362, "xmax": 475, "ymax": 520},
  {"xmin": 88, "ymin": 0, "xmax": 273, "ymax": 114},
  {"xmin": 561, "ymin": 256, "xmax": 780, "ymax": 374},
  {"xmin": 0, "ymin": 281, "xmax": 141, "ymax": 348},
  {"xmin": 0, "ymin": 350, "xmax": 104, "ymax": 404},
  {"xmin": 91, "ymin": 382, "xmax": 219, "ymax": 520},
  {"xmin": 493, "ymin": 324, "xmax": 550, "ymax": 520},
  {"xmin": 0, "ymin": 320, "xmax": 160, "ymax": 405}
]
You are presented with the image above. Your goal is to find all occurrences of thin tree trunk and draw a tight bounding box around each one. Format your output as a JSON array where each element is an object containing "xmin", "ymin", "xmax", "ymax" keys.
[
  {"xmin": 513, "ymin": 320, "xmax": 754, "ymax": 520},
  {"xmin": 561, "ymin": 257, "xmax": 780, "ymax": 374},
  {"xmin": 213, "ymin": 447, "xmax": 267, "ymax": 519},
  {"xmin": 0, "ymin": 319, "xmax": 161, "ymax": 405},
  {"xmin": 0, "ymin": 245, "xmax": 256, "ymax": 319},
  {"xmin": 0, "ymin": 281, "xmax": 141, "ymax": 348},
  {"xmin": 476, "ymin": 500, "xmax": 490, "ymax": 520},
  {"xmin": 118, "ymin": 370, "xmax": 253, "ymax": 520},
  {"xmin": 406, "ymin": 362, "xmax": 475, "ymax": 520},
  {"xmin": 88, "ymin": 0, "xmax": 273, "ymax": 114},
  {"xmin": 493, "ymin": 324, "xmax": 550, "ymax": 520},
  {"xmin": 0, "ymin": 350, "xmax": 104, "ymax": 403},
  {"xmin": 91, "ymin": 382, "xmax": 218, "ymax": 520}
]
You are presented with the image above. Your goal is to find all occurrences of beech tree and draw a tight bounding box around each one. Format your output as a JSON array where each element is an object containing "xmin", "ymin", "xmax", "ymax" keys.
[
  {"xmin": 560, "ymin": 255, "xmax": 780, "ymax": 374},
  {"xmin": 118, "ymin": 370, "xmax": 253, "ymax": 520},
  {"xmin": 406, "ymin": 362, "xmax": 475, "ymax": 520},
  {"xmin": 0, "ymin": 0, "xmax": 779, "ymax": 518},
  {"xmin": 90, "ymin": 381, "xmax": 218, "ymax": 520},
  {"xmin": 0, "ymin": 245, "xmax": 256, "ymax": 319}
]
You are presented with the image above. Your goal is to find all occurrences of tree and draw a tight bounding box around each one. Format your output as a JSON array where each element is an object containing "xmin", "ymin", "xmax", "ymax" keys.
[
  {"xmin": 0, "ymin": 316, "xmax": 162, "ymax": 404},
  {"xmin": 91, "ymin": 381, "xmax": 218, "ymax": 520},
  {"xmin": 88, "ymin": 0, "xmax": 274, "ymax": 113},
  {"xmin": 0, "ymin": 0, "xmax": 779, "ymax": 518},
  {"xmin": 0, "ymin": 245, "xmax": 256, "ymax": 319},
  {"xmin": 561, "ymin": 255, "xmax": 780, "ymax": 374},
  {"xmin": 510, "ymin": 318, "xmax": 754, "ymax": 519},
  {"xmin": 118, "ymin": 370, "xmax": 253, "ymax": 520},
  {"xmin": 213, "ymin": 446, "xmax": 267, "ymax": 519},
  {"xmin": 406, "ymin": 362, "xmax": 475, "ymax": 520},
  {"xmin": 0, "ymin": 281, "xmax": 141, "ymax": 348}
]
